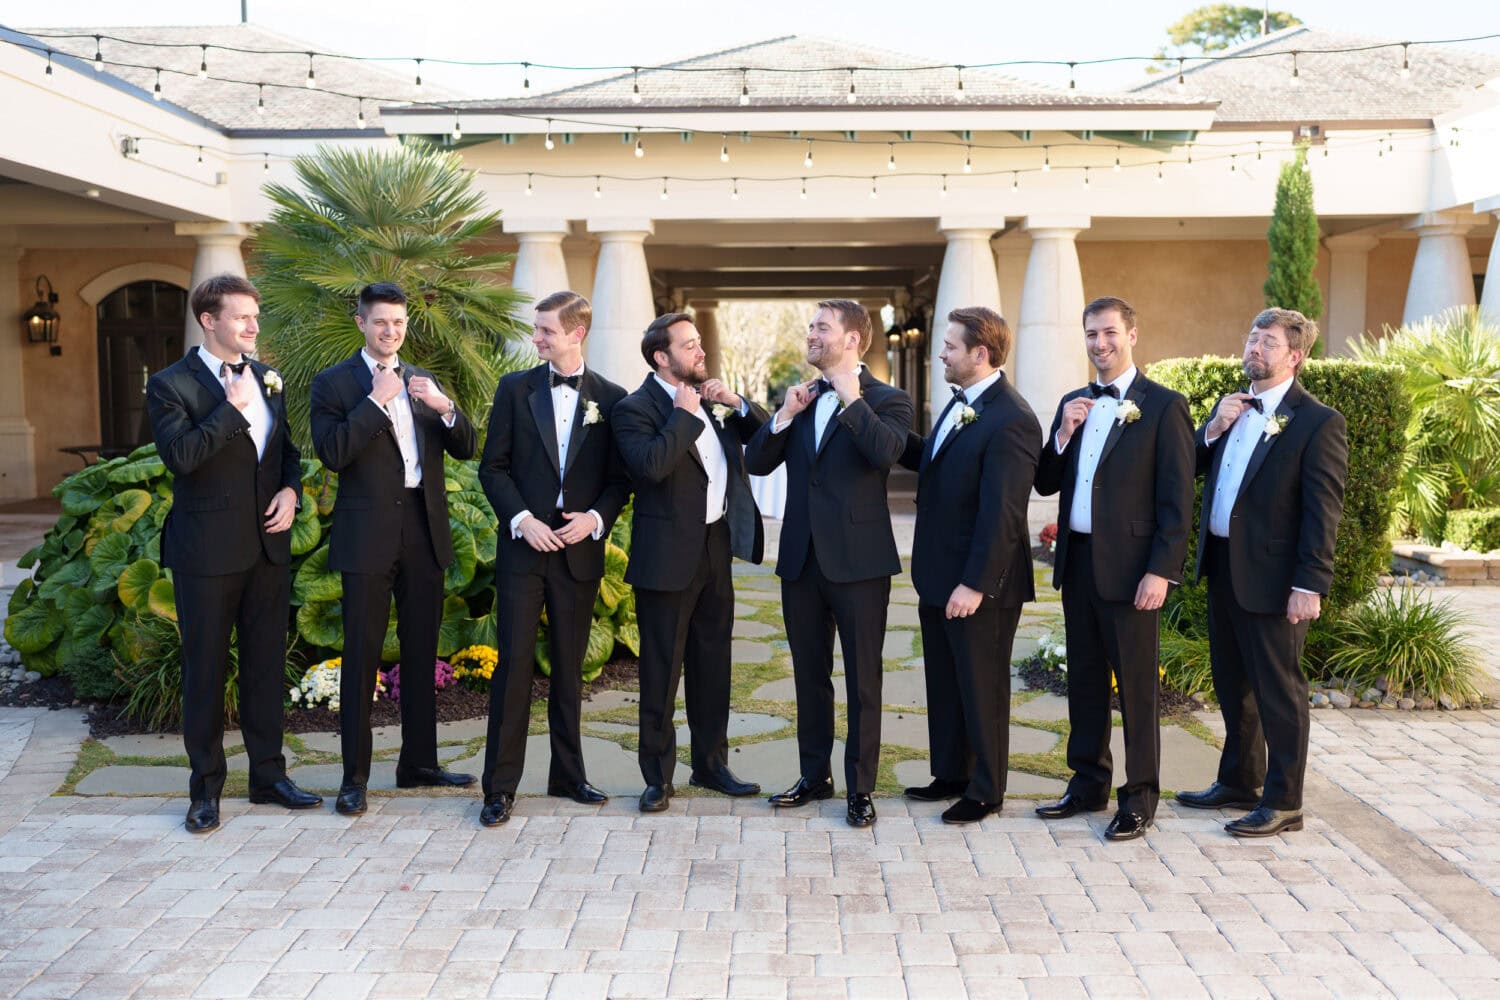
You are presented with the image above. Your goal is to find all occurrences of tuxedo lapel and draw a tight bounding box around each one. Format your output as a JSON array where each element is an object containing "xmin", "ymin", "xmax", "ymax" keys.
[
  {"xmin": 186, "ymin": 350, "xmax": 226, "ymax": 401},
  {"xmin": 926, "ymin": 393, "xmax": 963, "ymax": 469},
  {"xmin": 1236, "ymin": 382, "xmax": 1302, "ymax": 503},
  {"xmin": 528, "ymin": 366, "xmax": 562, "ymax": 479},
  {"xmin": 647, "ymin": 376, "xmax": 706, "ymax": 475},
  {"xmin": 1092, "ymin": 376, "xmax": 1146, "ymax": 474},
  {"xmin": 562, "ymin": 370, "xmax": 600, "ymax": 481}
]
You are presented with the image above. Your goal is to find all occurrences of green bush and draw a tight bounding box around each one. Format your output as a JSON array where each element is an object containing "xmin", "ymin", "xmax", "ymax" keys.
[
  {"xmin": 1323, "ymin": 588, "xmax": 1482, "ymax": 705},
  {"xmin": 1147, "ymin": 355, "xmax": 1410, "ymax": 674},
  {"xmin": 1444, "ymin": 508, "xmax": 1500, "ymax": 553},
  {"xmin": 64, "ymin": 643, "xmax": 126, "ymax": 702},
  {"xmin": 5, "ymin": 446, "xmax": 638, "ymax": 714}
]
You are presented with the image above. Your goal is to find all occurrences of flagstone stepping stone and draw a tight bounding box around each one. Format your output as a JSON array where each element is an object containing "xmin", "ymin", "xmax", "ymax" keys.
[
  {"xmin": 299, "ymin": 725, "xmax": 404, "ymax": 755},
  {"xmin": 892, "ymin": 760, "xmax": 1068, "ymax": 798},
  {"xmin": 1013, "ymin": 693, "xmax": 1070, "ymax": 722},
  {"xmin": 1010, "ymin": 635, "xmax": 1041, "ymax": 662},
  {"xmin": 886, "ymin": 604, "xmax": 921, "ymax": 628},
  {"xmin": 731, "ymin": 640, "xmax": 772, "ymax": 664},
  {"xmin": 881, "ymin": 669, "xmax": 928, "ymax": 707},
  {"xmin": 879, "ymin": 711, "xmax": 930, "ymax": 749},
  {"xmin": 76, "ymin": 765, "xmax": 186, "ymax": 796},
  {"xmin": 100, "ymin": 733, "xmax": 190, "ymax": 759},
  {"xmin": 582, "ymin": 689, "xmax": 641, "ymax": 714},
  {"xmin": 1010, "ymin": 725, "xmax": 1061, "ymax": 755},
  {"xmin": 725, "ymin": 737, "xmax": 848, "ymax": 794},
  {"xmin": 732, "ymin": 620, "xmax": 779, "ymax": 639},
  {"xmin": 890, "ymin": 587, "xmax": 921, "ymax": 606},
  {"xmin": 447, "ymin": 735, "xmax": 683, "ymax": 797},
  {"xmin": 287, "ymin": 761, "xmax": 398, "ymax": 793},
  {"xmin": 435, "ymin": 717, "xmax": 489, "ymax": 742},
  {"xmin": 1136, "ymin": 725, "xmax": 1220, "ymax": 794},
  {"xmin": 733, "ymin": 602, "xmax": 761, "ymax": 619},
  {"xmin": 883, "ymin": 631, "xmax": 916, "ymax": 660}
]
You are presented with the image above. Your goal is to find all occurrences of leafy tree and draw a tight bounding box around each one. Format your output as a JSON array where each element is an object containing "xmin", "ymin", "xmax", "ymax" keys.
[
  {"xmin": 1264, "ymin": 146, "xmax": 1323, "ymax": 334},
  {"xmin": 1150, "ymin": 4, "xmax": 1300, "ymax": 70},
  {"xmin": 250, "ymin": 142, "xmax": 530, "ymax": 448},
  {"xmin": 716, "ymin": 300, "xmax": 815, "ymax": 406}
]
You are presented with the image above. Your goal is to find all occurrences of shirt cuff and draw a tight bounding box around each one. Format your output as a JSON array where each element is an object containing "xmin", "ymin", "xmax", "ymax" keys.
[
  {"xmin": 441, "ymin": 409, "xmax": 456, "ymax": 428},
  {"xmin": 772, "ymin": 415, "xmax": 792, "ymax": 434},
  {"xmin": 1205, "ymin": 431, "xmax": 1222, "ymax": 447},
  {"xmin": 588, "ymin": 509, "xmax": 604, "ymax": 540},
  {"xmin": 1291, "ymin": 587, "xmax": 1318, "ymax": 595},
  {"xmin": 1053, "ymin": 432, "xmax": 1068, "ymax": 453},
  {"xmin": 509, "ymin": 510, "xmax": 532, "ymax": 539},
  {"xmin": 736, "ymin": 398, "xmax": 749, "ymax": 417}
]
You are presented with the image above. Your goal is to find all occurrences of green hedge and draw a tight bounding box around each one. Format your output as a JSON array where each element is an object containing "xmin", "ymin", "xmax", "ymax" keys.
[
  {"xmin": 1147, "ymin": 356, "xmax": 1410, "ymax": 671},
  {"xmin": 1444, "ymin": 508, "xmax": 1500, "ymax": 553},
  {"xmin": 5, "ymin": 446, "xmax": 637, "ymax": 696}
]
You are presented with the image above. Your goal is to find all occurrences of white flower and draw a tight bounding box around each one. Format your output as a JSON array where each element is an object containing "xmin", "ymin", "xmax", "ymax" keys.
[
  {"xmin": 583, "ymin": 400, "xmax": 602, "ymax": 426},
  {"xmin": 1263, "ymin": 413, "xmax": 1288, "ymax": 441},
  {"xmin": 956, "ymin": 404, "xmax": 978, "ymax": 427},
  {"xmin": 288, "ymin": 688, "xmax": 300, "ymax": 702},
  {"xmin": 263, "ymin": 370, "xmax": 283, "ymax": 396},
  {"xmin": 1115, "ymin": 400, "xmax": 1141, "ymax": 426},
  {"xmin": 711, "ymin": 403, "xmax": 735, "ymax": 427}
]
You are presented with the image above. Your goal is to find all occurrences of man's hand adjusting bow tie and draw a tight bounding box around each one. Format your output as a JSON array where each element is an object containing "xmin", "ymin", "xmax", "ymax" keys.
[{"xmin": 1087, "ymin": 382, "xmax": 1120, "ymax": 400}]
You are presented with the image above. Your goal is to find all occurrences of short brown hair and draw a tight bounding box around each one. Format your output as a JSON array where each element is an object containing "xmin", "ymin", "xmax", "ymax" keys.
[
  {"xmin": 190, "ymin": 273, "xmax": 259, "ymax": 328},
  {"xmin": 947, "ymin": 307, "xmax": 1012, "ymax": 367},
  {"xmin": 1083, "ymin": 295, "xmax": 1137, "ymax": 330},
  {"xmin": 816, "ymin": 299, "xmax": 873, "ymax": 354},
  {"xmin": 642, "ymin": 312, "xmax": 693, "ymax": 370},
  {"xmin": 1253, "ymin": 307, "xmax": 1319, "ymax": 372},
  {"xmin": 535, "ymin": 290, "xmax": 592, "ymax": 337}
]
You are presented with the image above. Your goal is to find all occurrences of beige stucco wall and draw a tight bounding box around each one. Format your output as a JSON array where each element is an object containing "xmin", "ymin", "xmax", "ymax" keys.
[
  {"xmin": 18, "ymin": 247, "xmax": 195, "ymax": 495},
  {"xmin": 1365, "ymin": 240, "xmax": 1418, "ymax": 339}
]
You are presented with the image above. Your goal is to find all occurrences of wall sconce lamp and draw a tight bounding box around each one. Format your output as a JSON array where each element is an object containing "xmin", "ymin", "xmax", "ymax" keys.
[{"xmin": 23, "ymin": 275, "xmax": 61, "ymax": 345}]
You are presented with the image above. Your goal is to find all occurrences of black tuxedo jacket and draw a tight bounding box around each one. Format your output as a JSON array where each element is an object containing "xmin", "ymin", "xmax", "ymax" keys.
[
  {"xmin": 1035, "ymin": 373, "xmax": 1195, "ymax": 602},
  {"xmin": 1193, "ymin": 379, "xmax": 1348, "ymax": 614},
  {"xmin": 744, "ymin": 369, "xmax": 913, "ymax": 584},
  {"xmin": 900, "ymin": 375, "xmax": 1040, "ymax": 608},
  {"xmin": 612, "ymin": 377, "xmax": 767, "ymax": 591},
  {"xmin": 479, "ymin": 363, "xmax": 630, "ymax": 582},
  {"xmin": 309, "ymin": 351, "xmax": 477, "ymax": 573},
  {"xmin": 146, "ymin": 351, "xmax": 302, "ymax": 576}
]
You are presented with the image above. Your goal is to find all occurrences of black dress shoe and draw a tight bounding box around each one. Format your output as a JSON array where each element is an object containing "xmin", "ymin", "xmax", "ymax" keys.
[
  {"xmin": 689, "ymin": 767, "xmax": 760, "ymax": 797},
  {"xmin": 942, "ymin": 797, "xmax": 1000, "ymax": 824},
  {"xmin": 1175, "ymin": 782, "xmax": 1261, "ymax": 810},
  {"xmin": 1225, "ymin": 806, "xmax": 1304, "ymax": 838},
  {"xmin": 639, "ymin": 784, "xmax": 673, "ymax": 813},
  {"xmin": 395, "ymin": 765, "xmax": 476, "ymax": 789},
  {"xmin": 185, "ymin": 799, "xmax": 219, "ymax": 834},
  {"xmin": 769, "ymin": 776, "xmax": 835, "ymax": 808},
  {"xmin": 248, "ymin": 777, "xmax": 323, "ymax": 810},
  {"xmin": 1104, "ymin": 810, "xmax": 1151, "ymax": 841},
  {"xmin": 1034, "ymin": 792, "xmax": 1109, "ymax": 819},
  {"xmin": 549, "ymin": 781, "xmax": 608, "ymax": 805},
  {"xmin": 479, "ymin": 795, "xmax": 514, "ymax": 827},
  {"xmin": 335, "ymin": 785, "xmax": 367, "ymax": 816},
  {"xmin": 846, "ymin": 793, "xmax": 877, "ymax": 828},
  {"xmin": 905, "ymin": 778, "xmax": 969, "ymax": 802}
]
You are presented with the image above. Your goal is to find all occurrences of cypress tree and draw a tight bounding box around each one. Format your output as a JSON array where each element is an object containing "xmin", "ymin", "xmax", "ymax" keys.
[{"xmin": 1264, "ymin": 146, "xmax": 1324, "ymax": 351}]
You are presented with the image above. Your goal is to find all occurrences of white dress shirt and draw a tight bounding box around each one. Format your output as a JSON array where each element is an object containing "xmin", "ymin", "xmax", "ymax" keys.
[
  {"xmin": 773, "ymin": 365, "xmax": 864, "ymax": 441},
  {"xmin": 509, "ymin": 363, "xmax": 603, "ymax": 540},
  {"xmin": 199, "ymin": 345, "xmax": 271, "ymax": 461},
  {"xmin": 1206, "ymin": 374, "xmax": 1295, "ymax": 538},
  {"xmin": 361, "ymin": 350, "xmax": 424, "ymax": 488},
  {"xmin": 654, "ymin": 375, "xmax": 728, "ymax": 524},
  {"xmin": 932, "ymin": 370, "xmax": 1002, "ymax": 454},
  {"xmin": 1063, "ymin": 366, "xmax": 1137, "ymax": 534}
]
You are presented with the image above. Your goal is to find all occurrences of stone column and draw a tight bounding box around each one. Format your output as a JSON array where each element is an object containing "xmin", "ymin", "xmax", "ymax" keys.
[
  {"xmin": 1324, "ymin": 233, "xmax": 1379, "ymax": 355},
  {"xmin": 586, "ymin": 219, "xmax": 655, "ymax": 386},
  {"xmin": 175, "ymin": 222, "xmax": 250, "ymax": 351},
  {"xmin": 1015, "ymin": 215, "xmax": 1091, "ymax": 425},
  {"xmin": 1403, "ymin": 212, "xmax": 1476, "ymax": 326},
  {"xmin": 860, "ymin": 299, "xmax": 891, "ymax": 381},
  {"xmin": 1478, "ymin": 202, "xmax": 1500, "ymax": 325},
  {"xmin": 930, "ymin": 216, "xmax": 1005, "ymax": 423},
  {"xmin": 690, "ymin": 300, "xmax": 723, "ymax": 376},
  {"xmin": 0, "ymin": 247, "xmax": 38, "ymax": 500},
  {"xmin": 994, "ymin": 237, "xmax": 1030, "ymax": 378},
  {"xmin": 504, "ymin": 218, "xmax": 571, "ymax": 308}
]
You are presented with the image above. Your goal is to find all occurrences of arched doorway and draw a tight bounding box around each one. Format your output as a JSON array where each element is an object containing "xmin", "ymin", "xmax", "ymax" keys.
[{"xmin": 96, "ymin": 281, "xmax": 187, "ymax": 453}]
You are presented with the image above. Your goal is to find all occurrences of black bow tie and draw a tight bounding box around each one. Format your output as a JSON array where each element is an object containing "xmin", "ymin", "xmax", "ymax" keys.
[
  {"xmin": 950, "ymin": 385, "xmax": 967, "ymax": 403},
  {"xmin": 815, "ymin": 378, "xmax": 834, "ymax": 396},
  {"xmin": 1087, "ymin": 382, "xmax": 1120, "ymax": 400},
  {"xmin": 1245, "ymin": 396, "xmax": 1265, "ymax": 414},
  {"xmin": 550, "ymin": 371, "xmax": 581, "ymax": 391},
  {"xmin": 376, "ymin": 362, "xmax": 402, "ymax": 375},
  {"xmin": 219, "ymin": 360, "xmax": 249, "ymax": 378}
]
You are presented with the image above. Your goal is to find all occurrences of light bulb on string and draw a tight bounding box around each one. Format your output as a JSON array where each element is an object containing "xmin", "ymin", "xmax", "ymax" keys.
[
  {"xmin": 1289, "ymin": 50, "xmax": 1301, "ymax": 87},
  {"xmin": 198, "ymin": 45, "xmax": 208, "ymax": 78},
  {"xmin": 1230, "ymin": 154, "xmax": 1237, "ymax": 173},
  {"xmin": 954, "ymin": 65, "xmax": 965, "ymax": 101},
  {"xmin": 869, "ymin": 176, "xmax": 878, "ymax": 199},
  {"xmin": 730, "ymin": 178, "xmax": 739, "ymax": 200},
  {"xmin": 256, "ymin": 82, "xmax": 265, "ymax": 115},
  {"xmin": 196, "ymin": 146, "xmax": 203, "ymax": 163},
  {"xmin": 594, "ymin": 176, "xmax": 603, "ymax": 198},
  {"xmin": 544, "ymin": 120, "xmax": 555, "ymax": 150},
  {"xmin": 847, "ymin": 68, "xmax": 857, "ymax": 104},
  {"xmin": 720, "ymin": 134, "xmax": 730, "ymax": 163},
  {"xmin": 524, "ymin": 173, "xmax": 533, "ymax": 196},
  {"xmin": 804, "ymin": 140, "xmax": 814, "ymax": 169},
  {"xmin": 963, "ymin": 146, "xmax": 972, "ymax": 173},
  {"xmin": 93, "ymin": 35, "xmax": 103, "ymax": 71},
  {"xmin": 800, "ymin": 177, "xmax": 808, "ymax": 200},
  {"xmin": 262, "ymin": 153, "xmax": 269, "ymax": 172},
  {"xmin": 1042, "ymin": 146, "xmax": 1051, "ymax": 172},
  {"xmin": 660, "ymin": 177, "xmax": 669, "ymax": 201},
  {"xmin": 1156, "ymin": 163, "xmax": 1164, "ymax": 183},
  {"xmin": 305, "ymin": 52, "xmax": 315, "ymax": 89},
  {"xmin": 1399, "ymin": 42, "xmax": 1411, "ymax": 79},
  {"xmin": 634, "ymin": 134, "xmax": 644, "ymax": 158},
  {"xmin": 452, "ymin": 115, "xmax": 462, "ymax": 141},
  {"xmin": 1185, "ymin": 149, "xmax": 1194, "ymax": 170},
  {"xmin": 1256, "ymin": 140, "xmax": 1263, "ymax": 160},
  {"xmin": 939, "ymin": 174, "xmax": 948, "ymax": 198},
  {"xmin": 414, "ymin": 58, "xmax": 423, "ymax": 90},
  {"xmin": 1010, "ymin": 171, "xmax": 1019, "ymax": 194},
  {"xmin": 1113, "ymin": 146, "xmax": 1121, "ymax": 172},
  {"xmin": 740, "ymin": 68, "xmax": 750, "ymax": 106},
  {"xmin": 153, "ymin": 68, "xmax": 162, "ymax": 100},
  {"xmin": 1082, "ymin": 166, "xmax": 1090, "ymax": 190},
  {"xmin": 632, "ymin": 67, "xmax": 642, "ymax": 104},
  {"xmin": 522, "ymin": 62, "xmax": 530, "ymax": 90},
  {"xmin": 357, "ymin": 99, "xmax": 366, "ymax": 128},
  {"xmin": 1068, "ymin": 62, "xmax": 1077, "ymax": 90},
  {"xmin": 44, "ymin": 49, "xmax": 52, "ymax": 77},
  {"xmin": 887, "ymin": 143, "xmax": 896, "ymax": 171},
  {"xmin": 1176, "ymin": 58, "xmax": 1185, "ymax": 88}
]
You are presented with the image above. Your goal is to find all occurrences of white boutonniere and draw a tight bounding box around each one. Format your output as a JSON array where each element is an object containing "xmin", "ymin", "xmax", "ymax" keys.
[
  {"xmin": 1115, "ymin": 399, "xmax": 1141, "ymax": 426},
  {"xmin": 1263, "ymin": 412, "xmax": 1288, "ymax": 441},
  {"xmin": 262, "ymin": 370, "xmax": 283, "ymax": 396},
  {"xmin": 956, "ymin": 404, "xmax": 978, "ymax": 427},
  {"xmin": 711, "ymin": 403, "xmax": 735, "ymax": 427},
  {"xmin": 582, "ymin": 400, "xmax": 602, "ymax": 426}
]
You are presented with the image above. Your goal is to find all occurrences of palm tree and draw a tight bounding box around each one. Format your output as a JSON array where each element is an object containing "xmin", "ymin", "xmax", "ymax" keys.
[{"xmin": 250, "ymin": 142, "xmax": 530, "ymax": 447}]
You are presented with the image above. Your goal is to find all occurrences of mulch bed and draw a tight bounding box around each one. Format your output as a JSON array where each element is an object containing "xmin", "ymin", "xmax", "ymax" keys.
[
  {"xmin": 1016, "ymin": 654, "xmax": 1200, "ymax": 717},
  {"xmin": 0, "ymin": 675, "xmax": 79, "ymax": 712},
  {"xmin": 79, "ymin": 655, "xmax": 640, "ymax": 740},
  {"xmin": 1032, "ymin": 544, "xmax": 1056, "ymax": 568}
]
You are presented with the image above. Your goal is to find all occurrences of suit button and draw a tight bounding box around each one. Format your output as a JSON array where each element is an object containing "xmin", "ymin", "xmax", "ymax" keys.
[
  {"xmin": 812, "ymin": 477, "xmax": 821, "ymax": 487},
  {"xmin": 395, "ymin": 499, "xmax": 402, "ymax": 506}
]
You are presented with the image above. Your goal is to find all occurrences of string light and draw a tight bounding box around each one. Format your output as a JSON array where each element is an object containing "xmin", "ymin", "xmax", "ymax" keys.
[
  {"xmin": 256, "ymin": 82, "xmax": 265, "ymax": 115},
  {"xmin": 1176, "ymin": 57, "xmax": 1185, "ymax": 88},
  {"xmin": 93, "ymin": 35, "xmax": 102, "ymax": 72},
  {"xmin": 1230, "ymin": 154, "xmax": 1237, "ymax": 172},
  {"xmin": 800, "ymin": 177, "xmax": 808, "ymax": 199},
  {"xmin": 524, "ymin": 172, "xmax": 532, "ymax": 196},
  {"xmin": 44, "ymin": 49, "xmax": 52, "ymax": 76},
  {"xmin": 1256, "ymin": 140, "xmax": 1263, "ymax": 160},
  {"xmin": 153, "ymin": 67, "xmax": 162, "ymax": 100},
  {"xmin": 740, "ymin": 68, "xmax": 750, "ymax": 106},
  {"xmin": 804, "ymin": 140, "xmax": 814, "ymax": 169},
  {"xmin": 869, "ymin": 175, "xmax": 878, "ymax": 198},
  {"xmin": 198, "ymin": 45, "xmax": 208, "ymax": 78},
  {"xmin": 720, "ymin": 134, "xmax": 730, "ymax": 163},
  {"xmin": 730, "ymin": 177, "xmax": 739, "ymax": 200},
  {"xmin": 1400, "ymin": 42, "xmax": 1411, "ymax": 78},
  {"xmin": 1289, "ymin": 50, "xmax": 1301, "ymax": 87},
  {"xmin": 1010, "ymin": 171, "xmax": 1019, "ymax": 193},
  {"xmin": 1068, "ymin": 62, "xmax": 1077, "ymax": 89},
  {"xmin": 1042, "ymin": 146, "xmax": 1051, "ymax": 172},
  {"xmin": 939, "ymin": 174, "xmax": 948, "ymax": 197},
  {"xmin": 1186, "ymin": 149, "xmax": 1194, "ymax": 169},
  {"xmin": 414, "ymin": 58, "xmax": 423, "ymax": 90},
  {"xmin": 887, "ymin": 143, "xmax": 897, "ymax": 171},
  {"xmin": 451, "ymin": 114, "xmax": 462, "ymax": 140},
  {"xmin": 660, "ymin": 177, "xmax": 669, "ymax": 200},
  {"xmin": 357, "ymin": 98, "xmax": 366, "ymax": 128},
  {"xmin": 847, "ymin": 68, "xmax": 857, "ymax": 104},
  {"xmin": 632, "ymin": 67, "xmax": 642, "ymax": 103},
  {"xmin": 304, "ymin": 52, "xmax": 315, "ymax": 88},
  {"xmin": 522, "ymin": 61, "xmax": 530, "ymax": 90},
  {"xmin": 1082, "ymin": 166, "xmax": 1090, "ymax": 189},
  {"xmin": 262, "ymin": 152, "xmax": 269, "ymax": 171},
  {"xmin": 1113, "ymin": 146, "xmax": 1121, "ymax": 171},
  {"xmin": 544, "ymin": 120, "xmax": 555, "ymax": 150},
  {"xmin": 1156, "ymin": 163, "xmax": 1164, "ymax": 182},
  {"xmin": 963, "ymin": 146, "xmax": 972, "ymax": 173},
  {"xmin": 196, "ymin": 145, "xmax": 203, "ymax": 163},
  {"xmin": 594, "ymin": 175, "xmax": 602, "ymax": 198},
  {"xmin": 955, "ymin": 65, "xmax": 965, "ymax": 101},
  {"xmin": 634, "ymin": 134, "xmax": 644, "ymax": 158}
]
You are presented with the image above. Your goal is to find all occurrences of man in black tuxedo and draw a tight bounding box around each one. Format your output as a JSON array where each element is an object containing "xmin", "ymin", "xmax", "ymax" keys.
[
  {"xmin": 146, "ymin": 273, "xmax": 321, "ymax": 833},
  {"xmin": 745, "ymin": 299, "xmax": 913, "ymax": 828},
  {"xmin": 612, "ymin": 313, "xmax": 767, "ymax": 813},
  {"xmin": 1034, "ymin": 296, "xmax": 1194, "ymax": 841},
  {"xmin": 897, "ymin": 307, "xmax": 1039, "ymax": 824},
  {"xmin": 477, "ymin": 290, "xmax": 630, "ymax": 827},
  {"xmin": 309, "ymin": 282, "xmax": 478, "ymax": 817},
  {"xmin": 1178, "ymin": 308, "xmax": 1347, "ymax": 837}
]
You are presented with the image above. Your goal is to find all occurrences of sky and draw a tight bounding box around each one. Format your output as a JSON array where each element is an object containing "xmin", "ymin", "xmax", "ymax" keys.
[{"xmin": 2, "ymin": 0, "xmax": 1497, "ymax": 95}]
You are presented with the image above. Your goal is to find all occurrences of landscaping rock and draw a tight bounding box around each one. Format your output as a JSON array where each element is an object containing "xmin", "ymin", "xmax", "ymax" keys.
[
  {"xmin": 1310, "ymin": 692, "xmax": 1328, "ymax": 708},
  {"xmin": 1362, "ymin": 688, "xmax": 1382, "ymax": 703},
  {"xmin": 1398, "ymin": 698, "xmax": 1416, "ymax": 710},
  {"xmin": 1377, "ymin": 574, "xmax": 1395, "ymax": 587},
  {"xmin": 1328, "ymin": 690, "xmax": 1352, "ymax": 709},
  {"xmin": 22, "ymin": 671, "xmax": 40, "ymax": 683},
  {"xmin": 1375, "ymin": 676, "xmax": 1388, "ymax": 693},
  {"xmin": 1357, "ymin": 700, "xmax": 1376, "ymax": 709},
  {"xmin": 1418, "ymin": 697, "xmax": 1436, "ymax": 710},
  {"xmin": 1439, "ymin": 693, "xmax": 1457, "ymax": 710}
]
